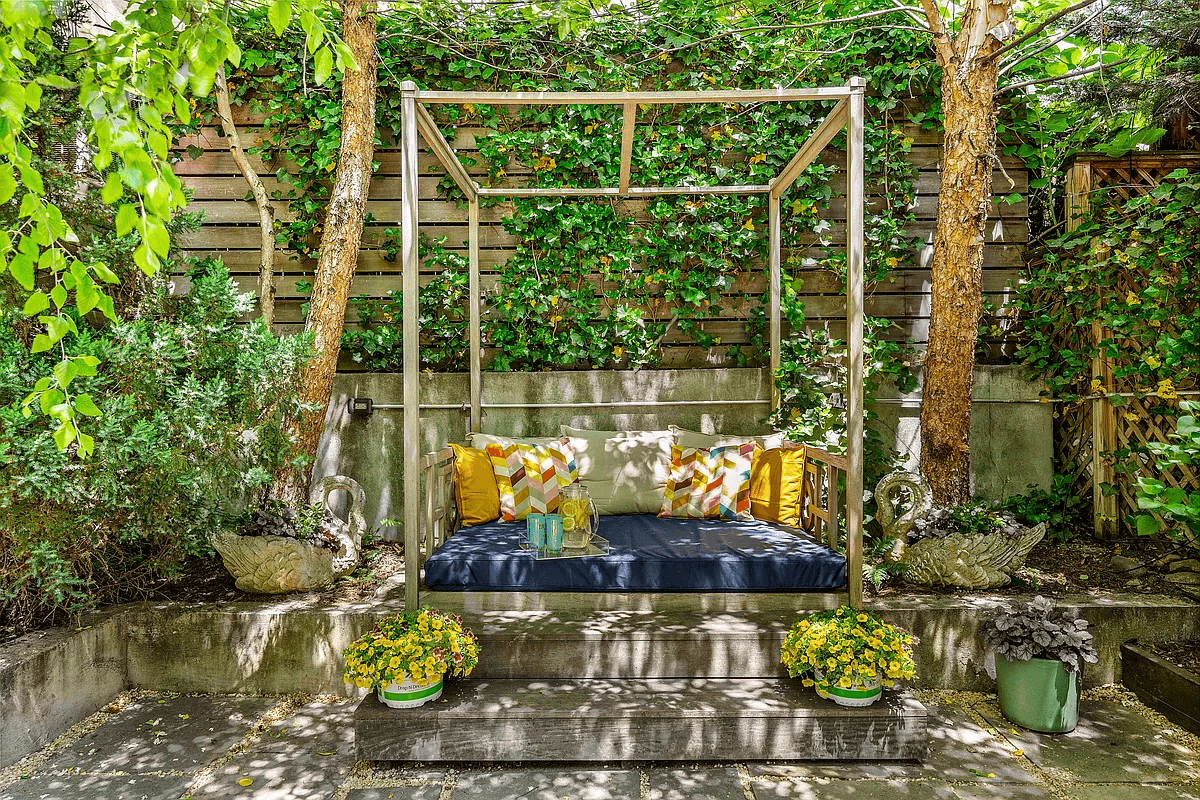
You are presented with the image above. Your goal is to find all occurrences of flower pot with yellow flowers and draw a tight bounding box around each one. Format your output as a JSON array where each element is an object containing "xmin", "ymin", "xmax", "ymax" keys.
[
  {"xmin": 780, "ymin": 606, "xmax": 917, "ymax": 707},
  {"xmin": 343, "ymin": 608, "xmax": 480, "ymax": 709}
]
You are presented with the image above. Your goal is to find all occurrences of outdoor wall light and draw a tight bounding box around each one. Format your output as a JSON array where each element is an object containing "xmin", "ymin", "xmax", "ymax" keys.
[{"xmin": 348, "ymin": 397, "xmax": 374, "ymax": 416}]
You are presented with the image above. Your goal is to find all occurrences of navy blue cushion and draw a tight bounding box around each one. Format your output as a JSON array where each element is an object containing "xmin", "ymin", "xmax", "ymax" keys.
[{"xmin": 423, "ymin": 514, "xmax": 847, "ymax": 592}]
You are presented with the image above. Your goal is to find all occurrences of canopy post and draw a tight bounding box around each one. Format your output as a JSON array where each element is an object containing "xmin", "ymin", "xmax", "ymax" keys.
[
  {"xmin": 469, "ymin": 199, "xmax": 482, "ymax": 431},
  {"xmin": 400, "ymin": 81, "xmax": 422, "ymax": 611},
  {"xmin": 768, "ymin": 194, "xmax": 781, "ymax": 412},
  {"xmin": 845, "ymin": 77, "xmax": 866, "ymax": 609}
]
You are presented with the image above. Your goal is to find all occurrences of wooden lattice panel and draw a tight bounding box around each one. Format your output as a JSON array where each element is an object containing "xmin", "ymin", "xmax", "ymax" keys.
[{"xmin": 1055, "ymin": 152, "xmax": 1200, "ymax": 535}]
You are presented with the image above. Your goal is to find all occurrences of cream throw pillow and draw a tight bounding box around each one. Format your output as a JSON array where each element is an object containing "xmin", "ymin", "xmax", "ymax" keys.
[
  {"xmin": 469, "ymin": 432, "xmax": 563, "ymax": 449},
  {"xmin": 669, "ymin": 425, "xmax": 785, "ymax": 451},
  {"xmin": 558, "ymin": 426, "xmax": 673, "ymax": 515}
]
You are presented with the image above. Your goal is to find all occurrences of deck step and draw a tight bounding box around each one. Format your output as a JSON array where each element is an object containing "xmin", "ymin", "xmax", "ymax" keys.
[
  {"xmin": 354, "ymin": 678, "xmax": 928, "ymax": 762},
  {"xmin": 463, "ymin": 610, "xmax": 798, "ymax": 680}
]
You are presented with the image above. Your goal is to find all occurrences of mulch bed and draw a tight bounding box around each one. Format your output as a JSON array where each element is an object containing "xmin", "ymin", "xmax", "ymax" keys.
[
  {"xmin": 873, "ymin": 534, "xmax": 1200, "ymax": 600},
  {"xmin": 1142, "ymin": 640, "xmax": 1200, "ymax": 675}
]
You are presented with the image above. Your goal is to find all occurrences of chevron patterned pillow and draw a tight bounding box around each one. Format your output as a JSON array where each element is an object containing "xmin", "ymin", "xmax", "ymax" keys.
[
  {"xmin": 659, "ymin": 442, "xmax": 755, "ymax": 520},
  {"xmin": 485, "ymin": 439, "xmax": 578, "ymax": 521}
]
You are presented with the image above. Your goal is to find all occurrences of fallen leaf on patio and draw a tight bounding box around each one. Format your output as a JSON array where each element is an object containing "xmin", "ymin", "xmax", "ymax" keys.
[
  {"xmin": 317, "ymin": 751, "xmax": 335, "ymax": 756},
  {"xmin": 238, "ymin": 778, "xmax": 254, "ymax": 787},
  {"xmin": 1008, "ymin": 728, "xmax": 1018, "ymax": 734},
  {"xmin": 180, "ymin": 714, "xmax": 189, "ymax": 720},
  {"xmin": 1012, "ymin": 749, "xmax": 1024, "ymax": 757}
]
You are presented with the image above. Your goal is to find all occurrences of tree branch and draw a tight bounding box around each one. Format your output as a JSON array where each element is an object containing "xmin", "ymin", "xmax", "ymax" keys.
[
  {"xmin": 890, "ymin": 0, "xmax": 932, "ymax": 29},
  {"xmin": 629, "ymin": 6, "xmax": 929, "ymax": 65},
  {"xmin": 1001, "ymin": 57, "xmax": 1129, "ymax": 91},
  {"xmin": 917, "ymin": 0, "xmax": 956, "ymax": 65},
  {"xmin": 214, "ymin": 63, "xmax": 276, "ymax": 329},
  {"xmin": 998, "ymin": 5, "xmax": 1108, "ymax": 76},
  {"xmin": 986, "ymin": 0, "xmax": 1107, "ymax": 64}
]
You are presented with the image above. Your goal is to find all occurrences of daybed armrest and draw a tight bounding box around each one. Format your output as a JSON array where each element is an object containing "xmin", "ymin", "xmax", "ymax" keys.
[
  {"xmin": 418, "ymin": 446, "xmax": 458, "ymax": 564},
  {"xmin": 799, "ymin": 445, "xmax": 862, "ymax": 607}
]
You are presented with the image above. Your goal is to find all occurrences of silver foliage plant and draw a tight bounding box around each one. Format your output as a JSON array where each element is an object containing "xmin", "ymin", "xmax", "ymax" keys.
[{"xmin": 983, "ymin": 596, "xmax": 1099, "ymax": 672}]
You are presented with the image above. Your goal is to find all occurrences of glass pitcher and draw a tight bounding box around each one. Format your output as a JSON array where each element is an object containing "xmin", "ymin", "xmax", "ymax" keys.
[{"xmin": 559, "ymin": 483, "xmax": 599, "ymax": 549}]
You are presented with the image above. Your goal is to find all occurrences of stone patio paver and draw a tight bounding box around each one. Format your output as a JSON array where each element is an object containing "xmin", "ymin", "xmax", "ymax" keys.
[
  {"xmin": 345, "ymin": 787, "xmax": 444, "ymax": 800},
  {"xmin": 1064, "ymin": 786, "xmax": 1200, "ymax": 800},
  {"xmin": 5, "ymin": 691, "xmax": 1200, "ymax": 800},
  {"xmin": 449, "ymin": 769, "xmax": 641, "ymax": 800},
  {"xmin": 191, "ymin": 748, "xmax": 352, "ymax": 799},
  {"xmin": 646, "ymin": 767, "xmax": 745, "ymax": 799},
  {"xmin": 948, "ymin": 785, "xmax": 1054, "ymax": 800},
  {"xmin": 0, "ymin": 773, "xmax": 193, "ymax": 800},
  {"xmin": 749, "ymin": 704, "xmax": 1038, "ymax": 783},
  {"xmin": 751, "ymin": 777, "xmax": 955, "ymax": 799},
  {"xmin": 40, "ymin": 695, "xmax": 277, "ymax": 775},
  {"xmin": 260, "ymin": 699, "xmax": 357, "ymax": 757},
  {"xmin": 976, "ymin": 700, "xmax": 1200, "ymax": 784}
]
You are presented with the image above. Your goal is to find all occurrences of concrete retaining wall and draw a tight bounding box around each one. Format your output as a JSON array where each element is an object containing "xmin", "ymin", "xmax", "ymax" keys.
[
  {"xmin": 0, "ymin": 610, "xmax": 126, "ymax": 769},
  {"xmin": 315, "ymin": 366, "xmax": 1052, "ymax": 539}
]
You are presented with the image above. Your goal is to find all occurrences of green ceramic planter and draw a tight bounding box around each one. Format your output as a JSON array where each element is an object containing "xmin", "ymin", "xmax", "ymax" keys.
[{"xmin": 995, "ymin": 655, "xmax": 1079, "ymax": 733}]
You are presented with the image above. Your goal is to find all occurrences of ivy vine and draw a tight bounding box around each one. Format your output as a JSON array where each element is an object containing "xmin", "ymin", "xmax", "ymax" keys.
[{"xmin": 195, "ymin": 0, "xmax": 942, "ymax": 475}]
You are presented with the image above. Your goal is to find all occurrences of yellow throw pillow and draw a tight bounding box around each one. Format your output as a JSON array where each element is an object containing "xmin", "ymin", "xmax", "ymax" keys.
[
  {"xmin": 750, "ymin": 446, "xmax": 807, "ymax": 527},
  {"xmin": 449, "ymin": 443, "xmax": 501, "ymax": 528}
]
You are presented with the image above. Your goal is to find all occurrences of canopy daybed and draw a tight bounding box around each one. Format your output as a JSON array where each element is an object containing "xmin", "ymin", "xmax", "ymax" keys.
[{"xmin": 396, "ymin": 80, "xmax": 868, "ymax": 610}]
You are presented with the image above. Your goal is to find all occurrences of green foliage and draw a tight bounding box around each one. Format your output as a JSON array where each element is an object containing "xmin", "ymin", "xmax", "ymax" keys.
[
  {"xmin": 1135, "ymin": 400, "xmax": 1200, "ymax": 543},
  {"xmin": 0, "ymin": 0, "xmax": 349, "ymax": 453},
  {"xmin": 999, "ymin": 474, "xmax": 1086, "ymax": 543},
  {"xmin": 1016, "ymin": 173, "xmax": 1200, "ymax": 542},
  {"xmin": 1016, "ymin": 173, "xmax": 1200, "ymax": 401},
  {"xmin": 0, "ymin": 259, "xmax": 311, "ymax": 630},
  {"xmin": 946, "ymin": 502, "xmax": 1003, "ymax": 536},
  {"xmin": 340, "ymin": 236, "xmax": 470, "ymax": 371},
  {"xmin": 217, "ymin": 0, "xmax": 932, "ymax": 461}
]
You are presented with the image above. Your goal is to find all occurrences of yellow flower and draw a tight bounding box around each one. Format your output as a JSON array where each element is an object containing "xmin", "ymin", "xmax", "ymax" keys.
[{"xmin": 838, "ymin": 677, "xmax": 853, "ymax": 688}]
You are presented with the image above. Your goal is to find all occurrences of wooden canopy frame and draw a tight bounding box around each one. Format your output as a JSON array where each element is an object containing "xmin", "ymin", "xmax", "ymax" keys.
[{"xmin": 398, "ymin": 78, "xmax": 867, "ymax": 610}]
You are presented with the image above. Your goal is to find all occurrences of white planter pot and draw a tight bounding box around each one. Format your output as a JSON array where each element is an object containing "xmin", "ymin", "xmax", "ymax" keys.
[
  {"xmin": 813, "ymin": 668, "xmax": 883, "ymax": 707},
  {"xmin": 377, "ymin": 673, "xmax": 444, "ymax": 709}
]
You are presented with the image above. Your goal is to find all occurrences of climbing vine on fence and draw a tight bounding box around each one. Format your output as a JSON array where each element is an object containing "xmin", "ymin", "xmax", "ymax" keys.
[
  {"xmin": 201, "ymin": 0, "xmax": 938, "ymax": 468},
  {"xmin": 1014, "ymin": 171, "xmax": 1200, "ymax": 534}
]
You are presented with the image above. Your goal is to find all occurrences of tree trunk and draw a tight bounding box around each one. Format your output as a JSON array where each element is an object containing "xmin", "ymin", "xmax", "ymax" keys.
[
  {"xmin": 214, "ymin": 64, "xmax": 276, "ymax": 328},
  {"xmin": 917, "ymin": 0, "xmax": 1011, "ymax": 506},
  {"xmin": 272, "ymin": 0, "xmax": 377, "ymax": 505}
]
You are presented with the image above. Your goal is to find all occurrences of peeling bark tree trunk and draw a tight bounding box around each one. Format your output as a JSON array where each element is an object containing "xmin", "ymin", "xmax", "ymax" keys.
[
  {"xmin": 918, "ymin": 0, "xmax": 1013, "ymax": 505},
  {"xmin": 214, "ymin": 64, "xmax": 276, "ymax": 328},
  {"xmin": 272, "ymin": 0, "xmax": 377, "ymax": 505}
]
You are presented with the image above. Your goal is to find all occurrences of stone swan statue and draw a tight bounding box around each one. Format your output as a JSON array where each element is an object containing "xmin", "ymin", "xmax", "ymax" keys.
[
  {"xmin": 211, "ymin": 475, "xmax": 367, "ymax": 594},
  {"xmin": 874, "ymin": 471, "xmax": 1046, "ymax": 589},
  {"xmin": 875, "ymin": 471, "xmax": 933, "ymax": 562}
]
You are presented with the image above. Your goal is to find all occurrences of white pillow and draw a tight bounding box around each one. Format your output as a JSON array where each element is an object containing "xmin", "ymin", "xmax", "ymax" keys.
[
  {"xmin": 669, "ymin": 425, "xmax": 785, "ymax": 451},
  {"xmin": 468, "ymin": 432, "xmax": 563, "ymax": 449},
  {"xmin": 558, "ymin": 426, "xmax": 673, "ymax": 515}
]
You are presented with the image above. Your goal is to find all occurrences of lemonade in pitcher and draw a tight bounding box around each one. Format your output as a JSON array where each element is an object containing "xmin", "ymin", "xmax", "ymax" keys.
[{"xmin": 559, "ymin": 483, "xmax": 599, "ymax": 549}]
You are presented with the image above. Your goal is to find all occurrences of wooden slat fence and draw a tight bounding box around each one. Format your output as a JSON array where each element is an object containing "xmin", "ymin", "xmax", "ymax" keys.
[{"xmin": 173, "ymin": 111, "xmax": 1029, "ymax": 368}]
